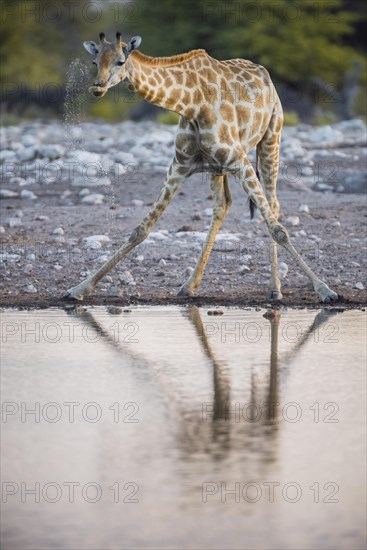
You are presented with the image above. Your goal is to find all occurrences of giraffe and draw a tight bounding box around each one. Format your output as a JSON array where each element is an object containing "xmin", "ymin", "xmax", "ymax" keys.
[{"xmin": 65, "ymin": 32, "xmax": 338, "ymax": 303}]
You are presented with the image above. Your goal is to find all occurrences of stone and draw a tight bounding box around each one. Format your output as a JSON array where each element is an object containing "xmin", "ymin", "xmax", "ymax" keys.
[
  {"xmin": 107, "ymin": 306, "xmax": 122, "ymax": 315},
  {"xmin": 354, "ymin": 282, "xmax": 364, "ymax": 290},
  {"xmin": 0, "ymin": 189, "xmax": 18, "ymax": 199},
  {"xmin": 53, "ymin": 227, "xmax": 64, "ymax": 236},
  {"xmin": 26, "ymin": 284, "xmax": 38, "ymax": 294},
  {"xmin": 278, "ymin": 262, "xmax": 289, "ymax": 279},
  {"xmin": 107, "ymin": 286, "xmax": 124, "ymax": 298},
  {"xmin": 84, "ymin": 235, "xmax": 110, "ymax": 247},
  {"xmin": 20, "ymin": 189, "xmax": 37, "ymax": 200},
  {"xmin": 299, "ymin": 204, "xmax": 309, "ymax": 213},
  {"xmin": 81, "ymin": 193, "xmax": 105, "ymax": 205},
  {"xmin": 16, "ymin": 147, "xmax": 37, "ymax": 162},
  {"xmin": 132, "ymin": 199, "xmax": 144, "ymax": 207},
  {"xmin": 159, "ymin": 258, "xmax": 167, "ymax": 267},
  {"xmin": 184, "ymin": 266, "xmax": 194, "ymax": 277},
  {"xmin": 285, "ymin": 216, "xmax": 300, "ymax": 227},
  {"xmin": 119, "ymin": 270, "xmax": 136, "ymax": 286},
  {"xmin": 113, "ymin": 152, "xmax": 137, "ymax": 165},
  {"xmin": 23, "ymin": 264, "xmax": 33, "ymax": 274},
  {"xmin": 5, "ymin": 218, "xmax": 21, "ymax": 228},
  {"xmin": 38, "ymin": 144, "xmax": 65, "ymax": 160}
]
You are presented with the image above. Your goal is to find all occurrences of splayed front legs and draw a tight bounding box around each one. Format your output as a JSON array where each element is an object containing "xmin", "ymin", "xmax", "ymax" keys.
[{"xmin": 65, "ymin": 162, "xmax": 189, "ymax": 300}]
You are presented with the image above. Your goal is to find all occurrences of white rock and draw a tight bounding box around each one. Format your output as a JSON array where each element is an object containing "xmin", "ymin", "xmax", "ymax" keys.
[
  {"xmin": 299, "ymin": 204, "xmax": 309, "ymax": 213},
  {"xmin": 26, "ymin": 284, "xmax": 38, "ymax": 294},
  {"xmin": 285, "ymin": 216, "xmax": 300, "ymax": 227},
  {"xmin": 107, "ymin": 286, "xmax": 125, "ymax": 298},
  {"xmin": 72, "ymin": 175, "xmax": 111, "ymax": 188},
  {"xmin": 0, "ymin": 189, "xmax": 18, "ymax": 199},
  {"xmin": 278, "ymin": 262, "xmax": 289, "ymax": 279},
  {"xmin": 159, "ymin": 258, "xmax": 167, "ymax": 267},
  {"xmin": 81, "ymin": 193, "xmax": 104, "ymax": 205},
  {"xmin": 84, "ymin": 235, "xmax": 110, "ymax": 246},
  {"xmin": 35, "ymin": 215, "xmax": 49, "ymax": 221},
  {"xmin": 238, "ymin": 265, "xmax": 250, "ymax": 273},
  {"xmin": 16, "ymin": 147, "xmax": 37, "ymax": 162},
  {"xmin": 0, "ymin": 226, "xmax": 5, "ymax": 233},
  {"xmin": 6, "ymin": 218, "xmax": 21, "ymax": 227},
  {"xmin": 301, "ymin": 167, "xmax": 313, "ymax": 177},
  {"xmin": 308, "ymin": 125, "xmax": 344, "ymax": 147},
  {"xmin": 38, "ymin": 144, "xmax": 65, "ymax": 160},
  {"xmin": 26, "ymin": 253, "xmax": 36, "ymax": 261},
  {"xmin": 54, "ymin": 236, "xmax": 65, "ymax": 244},
  {"xmin": 136, "ymin": 255, "xmax": 144, "ymax": 262},
  {"xmin": 23, "ymin": 264, "xmax": 33, "ymax": 274},
  {"xmin": 9, "ymin": 177, "xmax": 26, "ymax": 186},
  {"xmin": 354, "ymin": 282, "xmax": 364, "ymax": 290},
  {"xmin": 119, "ymin": 270, "xmax": 136, "ymax": 286},
  {"xmin": 53, "ymin": 227, "xmax": 64, "ymax": 236},
  {"xmin": 20, "ymin": 189, "xmax": 37, "ymax": 200},
  {"xmin": 132, "ymin": 199, "xmax": 144, "ymax": 207},
  {"xmin": 149, "ymin": 232, "xmax": 168, "ymax": 241},
  {"xmin": 113, "ymin": 152, "xmax": 137, "ymax": 165},
  {"xmin": 21, "ymin": 134, "xmax": 39, "ymax": 147},
  {"xmin": 184, "ymin": 267, "xmax": 194, "ymax": 277},
  {"xmin": 54, "ymin": 265, "xmax": 63, "ymax": 271},
  {"xmin": 0, "ymin": 150, "xmax": 16, "ymax": 162},
  {"xmin": 79, "ymin": 188, "xmax": 90, "ymax": 196},
  {"xmin": 204, "ymin": 208, "xmax": 213, "ymax": 217}
]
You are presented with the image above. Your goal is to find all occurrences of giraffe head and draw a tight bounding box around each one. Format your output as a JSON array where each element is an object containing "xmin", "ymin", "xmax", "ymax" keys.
[{"xmin": 83, "ymin": 32, "xmax": 142, "ymax": 97}]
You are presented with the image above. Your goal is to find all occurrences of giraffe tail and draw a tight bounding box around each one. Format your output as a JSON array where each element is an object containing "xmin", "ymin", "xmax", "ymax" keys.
[{"xmin": 249, "ymin": 148, "xmax": 260, "ymax": 219}]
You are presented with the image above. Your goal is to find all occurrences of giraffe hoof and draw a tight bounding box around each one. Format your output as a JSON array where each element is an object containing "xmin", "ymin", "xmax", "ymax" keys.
[
  {"xmin": 63, "ymin": 288, "xmax": 84, "ymax": 301},
  {"xmin": 316, "ymin": 284, "xmax": 338, "ymax": 303},
  {"xmin": 320, "ymin": 290, "xmax": 339, "ymax": 303},
  {"xmin": 177, "ymin": 286, "xmax": 194, "ymax": 297},
  {"xmin": 268, "ymin": 290, "xmax": 283, "ymax": 301}
]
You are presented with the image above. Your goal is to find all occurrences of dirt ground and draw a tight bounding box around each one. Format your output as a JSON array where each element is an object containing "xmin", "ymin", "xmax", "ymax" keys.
[{"xmin": 1, "ymin": 161, "xmax": 366, "ymax": 310}]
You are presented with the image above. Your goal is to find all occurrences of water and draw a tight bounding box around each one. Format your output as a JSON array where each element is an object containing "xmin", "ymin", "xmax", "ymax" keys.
[
  {"xmin": 63, "ymin": 59, "xmax": 117, "ymax": 230},
  {"xmin": 1, "ymin": 307, "xmax": 366, "ymax": 550}
]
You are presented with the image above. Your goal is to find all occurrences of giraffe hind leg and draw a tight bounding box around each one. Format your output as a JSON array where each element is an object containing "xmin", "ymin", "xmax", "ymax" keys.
[
  {"xmin": 230, "ymin": 155, "xmax": 338, "ymax": 303},
  {"xmin": 257, "ymin": 120, "xmax": 283, "ymax": 301}
]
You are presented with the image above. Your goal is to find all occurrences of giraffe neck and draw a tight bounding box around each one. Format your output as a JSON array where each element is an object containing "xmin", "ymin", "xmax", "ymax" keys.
[{"xmin": 126, "ymin": 50, "xmax": 207, "ymax": 117}]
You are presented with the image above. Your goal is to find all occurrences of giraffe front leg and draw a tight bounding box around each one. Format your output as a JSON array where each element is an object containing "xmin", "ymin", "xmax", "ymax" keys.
[
  {"xmin": 177, "ymin": 174, "xmax": 232, "ymax": 297},
  {"xmin": 231, "ymin": 157, "xmax": 338, "ymax": 303},
  {"xmin": 65, "ymin": 161, "xmax": 188, "ymax": 301}
]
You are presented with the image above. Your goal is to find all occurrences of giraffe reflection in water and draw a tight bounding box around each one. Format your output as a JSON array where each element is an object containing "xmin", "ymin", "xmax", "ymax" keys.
[{"xmin": 70, "ymin": 307, "xmax": 341, "ymax": 469}]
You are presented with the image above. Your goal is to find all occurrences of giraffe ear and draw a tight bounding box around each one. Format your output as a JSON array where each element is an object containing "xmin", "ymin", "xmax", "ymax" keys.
[
  {"xmin": 83, "ymin": 41, "xmax": 99, "ymax": 56},
  {"xmin": 125, "ymin": 36, "xmax": 142, "ymax": 54}
]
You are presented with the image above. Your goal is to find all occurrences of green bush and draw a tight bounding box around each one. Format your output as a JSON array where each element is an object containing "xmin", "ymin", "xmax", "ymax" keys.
[
  {"xmin": 156, "ymin": 111, "xmax": 180, "ymax": 125},
  {"xmin": 283, "ymin": 112, "xmax": 300, "ymax": 126}
]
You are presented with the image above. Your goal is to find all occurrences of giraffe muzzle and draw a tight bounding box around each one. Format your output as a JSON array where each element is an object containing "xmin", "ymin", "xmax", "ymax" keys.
[{"xmin": 89, "ymin": 85, "xmax": 107, "ymax": 97}]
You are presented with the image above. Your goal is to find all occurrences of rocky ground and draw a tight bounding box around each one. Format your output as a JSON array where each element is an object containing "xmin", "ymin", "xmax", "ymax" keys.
[{"xmin": 0, "ymin": 118, "xmax": 366, "ymax": 309}]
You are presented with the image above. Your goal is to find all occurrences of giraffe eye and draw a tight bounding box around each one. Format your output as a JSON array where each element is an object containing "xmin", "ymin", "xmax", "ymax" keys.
[
  {"xmin": 92, "ymin": 61, "xmax": 97, "ymax": 66},
  {"xmin": 117, "ymin": 61, "xmax": 124, "ymax": 66}
]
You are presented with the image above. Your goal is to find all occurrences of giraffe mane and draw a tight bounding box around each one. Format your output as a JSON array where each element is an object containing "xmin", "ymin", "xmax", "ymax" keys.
[{"xmin": 131, "ymin": 49, "xmax": 207, "ymax": 67}]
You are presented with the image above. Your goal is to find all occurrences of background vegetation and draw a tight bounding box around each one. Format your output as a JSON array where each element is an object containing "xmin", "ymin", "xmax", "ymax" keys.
[{"xmin": 1, "ymin": 0, "xmax": 366, "ymax": 124}]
